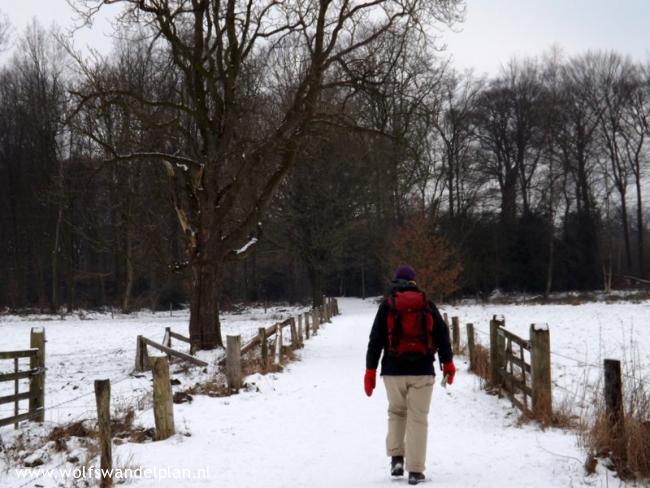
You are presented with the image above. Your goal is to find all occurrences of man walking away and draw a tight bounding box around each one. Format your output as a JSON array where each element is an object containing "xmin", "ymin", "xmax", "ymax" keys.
[{"xmin": 363, "ymin": 265, "xmax": 456, "ymax": 485}]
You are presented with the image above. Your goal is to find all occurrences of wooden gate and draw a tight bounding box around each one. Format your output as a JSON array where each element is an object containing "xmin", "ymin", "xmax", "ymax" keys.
[
  {"xmin": 0, "ymin": 328, "xmax": 45, "ymax": 428},
  {"xmin": 496, "ymin": 325, "xmax": 533, "ymax": 414}
]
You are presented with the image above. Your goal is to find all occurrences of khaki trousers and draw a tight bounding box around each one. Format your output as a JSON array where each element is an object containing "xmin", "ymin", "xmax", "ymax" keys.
[{"xmin": 383, "ymin": 375, "xmax": 435, "ymax": 473}]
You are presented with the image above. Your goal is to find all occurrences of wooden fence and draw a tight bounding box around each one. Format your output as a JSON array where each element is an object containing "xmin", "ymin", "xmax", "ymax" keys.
[
  {"xmin": 92, "ymin": 297, "xmax": 340, "ymax": 486},
  {"xmin": 219, "ymin": 297, "xmax": 340, "ymax": 389},
  {"xmin": 134, "ymin": 297, "xmax": 339, "ymax": 375},
  {"xmin": 135, "ymin": 334, "xmax": 208, "ymax": 372},
  {"xmin": 465, "ymin": 314, "xmax": 552, "ymax": 419},
  {"xmin": 0, "ymin": 328, "xmax": 46, "ymax": 429}
]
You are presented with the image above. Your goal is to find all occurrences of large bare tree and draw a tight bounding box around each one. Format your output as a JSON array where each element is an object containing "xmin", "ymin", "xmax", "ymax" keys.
[{"xmin": 70, "ymin": 0, "xmax": 463, "ymax": 350}]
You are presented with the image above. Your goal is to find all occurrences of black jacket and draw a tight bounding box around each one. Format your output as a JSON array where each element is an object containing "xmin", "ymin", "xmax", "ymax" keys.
[{"xmin": 365, "ymin": 280, "xmax": 453, "ymax": 376}]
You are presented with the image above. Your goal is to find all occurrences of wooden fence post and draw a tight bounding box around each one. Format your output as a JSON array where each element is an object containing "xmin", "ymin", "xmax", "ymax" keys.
[
  {"xmin": 493, "ymin": 314, "xmax": 506, "ymax": 327},
  {"xmin": 259, "ymin": 327, "xmax": 268, "ymax": 370},
  {"xmin": 443, "ymin": 312, "xmax": 449, "ymax": 325},
  {"xmin": 530, "ymin": 324, "xmax": 552, "ymax": 420},
  {"xmin": 312, "ymin": 310, "xmax": 319, "ymax": 335},
  {"xmin": 489, "ymin": 319, "xmax": 501, "ymax": 386},
  {"xmin": 14, "ymin": 357, "xmax": 19, "ymax": 429},
  {"xmin": 226, "ymin": 335, "xmax": 242, "ymax": 391},
  {"xmin": 29, "ymin": 328, "xmax": 45, "ymax": 422},
  {"xmin": 466, "ymin": 323, "xmax": 475, "ymax": 371},
  {"xmin": 275, "ymin": 323, "xmax": 283, "ymax": 364},
  {"xmin": 134, "ymin": 335, "xmax": 150, "ymax": 372},
  {"xmin": 451, "ymin": 316, "xmax": 460, "ymax": 354},
  {"xmin": 163, "ymin": 327, "xmax": 172, "ymax": 348},
  {"xmin": 297, "ymin": 315, "xmax": 303, "ymax": 346},
  {"xmin": 94, "ymin": 379, "xmax": 112, "ymax": 488},
  {"xmin": 150, "ymin": 356, "xmax": 175, "ymax": 440},
  {"xmin": 289, "ymin": 318, "xmax": 298, "ymax": 349},
  {"xmin": 604, "ymin": 359, "xmax": 627, "ymax": 468},
  {"xmin": 304, "ymin": 313, "xmax": 310, "ymax": 340}
]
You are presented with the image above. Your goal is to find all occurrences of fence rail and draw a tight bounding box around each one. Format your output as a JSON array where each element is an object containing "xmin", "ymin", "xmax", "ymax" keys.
[
  {"xmin": 135, "ymin": 335, "xmax": 208, "ymax": 372},
  {"xmin": 463, "ymin": 314, "xmax": 552, "ymax": 420},
  {"xmin": 89, "ymin": 296, "xmax": 341, "ymax": 485},
  {"xmin": 162, "ymin": 328, "xmax": 192, "ymax": 349},
  {"xmin": 0, "ymin": 349, "xmax": 38, "ymax": 359},
  {"xmin": 219, "ymin": 297, "xmax": 339, "ymax": 384},
  {"xmin": 0, "ymin": 328, "xmax": 46, "ymax": 429},
  {"xmin": 496, "ymin": 321, "xmax": 533, "ymax": 414}
]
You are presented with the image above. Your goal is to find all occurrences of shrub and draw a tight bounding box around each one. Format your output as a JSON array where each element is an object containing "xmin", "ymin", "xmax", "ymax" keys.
[
  {"xmin": 580, "ymin": 372, "xmax": 650, "ymax": 480},
  {"xmin": 388, "ymin": 213, "xmax": 462, "ymax": 300}
]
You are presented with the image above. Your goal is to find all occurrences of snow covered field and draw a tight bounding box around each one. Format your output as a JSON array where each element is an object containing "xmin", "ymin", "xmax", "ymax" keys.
[
  {"xmin": 444, "ymin": 301, "xmax": 650, "ymax": 416},
  {"xmin": 1, "ymin": 298, "xmax": 648, "ymax": 487},
  {"xmin": 0, "ymin": 305, "xmax": 307, "ymax": 425}
]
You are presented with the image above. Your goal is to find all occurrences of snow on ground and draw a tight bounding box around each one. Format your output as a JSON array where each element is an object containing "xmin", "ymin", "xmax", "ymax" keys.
[
  {"xmin": 443, "ymin": 301, "xmax": 650, "ymax": 417},
  {"xmin": 0, "ymin": 305, "xmax": 307, "ymax": 425},
  {"xmin": 2, "ymin": 298, "xmax": 639, "ymax": 487}
]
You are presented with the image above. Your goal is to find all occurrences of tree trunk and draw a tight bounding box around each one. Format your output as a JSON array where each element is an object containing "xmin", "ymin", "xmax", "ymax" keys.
[
  {"xmin": 500, "ymin": 169, "xmax": 518, "ymax": 229},
  {"xmin": 446, "ymin": 147, "xmax": 455, "ymax": 218},
  {"xmin": 121, "ymin": 228, "xmax": 133, "ymax": 314},
  {"xmin": 308, "ymin": 265, "xmax": 324, "ymax": 308},
  {"xmin": 635, "ymin": 172, "xmax": 645, "ymax": 278},
  {"xmin": 122, "ymin": 181, "xmax": 134, "ymax": 314},
  {"xmin": 51, "ymin": 205, "xmax": 63, "ymax": 313},
  {"xmin": 189, "ymin": 260, "xmax": 223, "ymax": 351},
  {"xmin": 67, "ymin": 203, "xmax": 75, "ymax": 313},
  {"xmin": 544, "ymin": 143, "xmax": 555, "ymax": 297},
  {"xmin": 619, "ymin": 191, "xmax": 632, "ymax": 271}
]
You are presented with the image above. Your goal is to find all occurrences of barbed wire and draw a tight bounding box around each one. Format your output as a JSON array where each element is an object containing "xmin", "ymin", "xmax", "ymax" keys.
[
  {"xmin": 461, "ymin": 319, "xmax": 649, "ymax": 389},
  {"xmin": 548, "ymin": 350, "xmax": 646, "ymax": 382},
  {"xmin": 42, "ymin": 372, "xmax": 137, "ymax": 414},
  {"xmin": 473, "ymin": 326, "xmax": 490, "ymax": 336}
]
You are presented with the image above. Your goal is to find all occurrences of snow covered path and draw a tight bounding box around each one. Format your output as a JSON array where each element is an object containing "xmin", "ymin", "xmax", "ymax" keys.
[{"xmin": 116, "ymin": 298, "xmax": 601, "ymax": 488}]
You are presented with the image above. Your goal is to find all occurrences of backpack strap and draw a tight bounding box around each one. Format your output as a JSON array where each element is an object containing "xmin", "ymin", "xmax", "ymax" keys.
[
  {"xmin": 424, "ymin": 299, "xmax": 437, "ymax": 352},
  {"xmin": 387, "ymin": 292, "xmax": 401, "ymax": 353},
  {"xmin": 417, "ymin": 291, "xmax": 428, "ymax": 345}
]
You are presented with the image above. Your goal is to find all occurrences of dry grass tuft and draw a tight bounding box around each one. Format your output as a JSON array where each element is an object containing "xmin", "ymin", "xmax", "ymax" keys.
[
  {"xmin": 47, "ymin": 421, "xmax": 93, "ymax": 444},
  {"xmin": 580, "ymin": 374, "xmax": 650, "ymax": 481},
  {"xmin": 469, "ymin": 343, "xmax": 490, "ymax": 385},
  {"xmin": 515, "ymin": 396, "xmax": 581, "ymax": 430},
  {"xmin": 111, "ymin": 408, "xmax": 135, "ymax": 433}
]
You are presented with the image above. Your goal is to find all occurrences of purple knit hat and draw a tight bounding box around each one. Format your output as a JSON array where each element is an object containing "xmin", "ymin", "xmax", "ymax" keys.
[{"xmin": 394, "ymin": 265, "xmax": 416, "ymax": 282}]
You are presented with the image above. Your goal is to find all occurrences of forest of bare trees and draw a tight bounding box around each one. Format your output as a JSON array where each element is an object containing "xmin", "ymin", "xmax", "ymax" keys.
[{"xmin": 0, "ymin": 3, "xmax": 649, "ymax": 348}]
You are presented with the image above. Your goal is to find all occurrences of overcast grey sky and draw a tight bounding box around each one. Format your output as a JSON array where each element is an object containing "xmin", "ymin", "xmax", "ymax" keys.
[
  {"xmin": 444, "ymin": 0, "xmax": 650, "ymax": 74},
  {"xmin": 1, "ymin": 0, "xmax": 649, "ymax": 73}
]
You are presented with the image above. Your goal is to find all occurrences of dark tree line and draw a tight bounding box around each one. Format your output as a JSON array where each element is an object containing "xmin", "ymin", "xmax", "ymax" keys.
[{"xmin": 1, "ymin": 7, "xmax": 649, "ymax": 344}]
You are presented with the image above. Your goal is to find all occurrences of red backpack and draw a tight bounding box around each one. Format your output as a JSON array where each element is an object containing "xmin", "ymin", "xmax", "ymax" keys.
[{"xmin": 386, "ymin": 290, "xmax": 436, "ymax": 360}]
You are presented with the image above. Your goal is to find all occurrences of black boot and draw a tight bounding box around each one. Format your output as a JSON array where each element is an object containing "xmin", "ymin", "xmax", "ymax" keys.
[
  {"xmin": 390, "ymin": 456, "xmax": 404, "ymax": 476},
  {"xmin": 408, "ymin": 472, "xmax": 426, "ymax": 485}
]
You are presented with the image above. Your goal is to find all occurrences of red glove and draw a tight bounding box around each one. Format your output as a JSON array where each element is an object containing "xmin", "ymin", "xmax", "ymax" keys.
[
  {"xmin": 364, "ymin": 369, "xmax": 376, "ymax": 397},
  {"xmin": 442, "ymin": 362, "xmax": 456, "ymax": 385}
]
